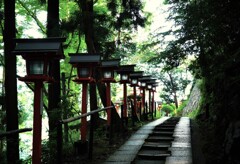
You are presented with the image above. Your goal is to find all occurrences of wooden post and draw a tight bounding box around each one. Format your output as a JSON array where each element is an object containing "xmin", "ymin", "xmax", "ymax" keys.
[
  {"xmin": 81, "ymin": 82, "xmax": 88, "ymax": 141},
  {"xmin": 123, "ymin": 83, "xmax": 128, "ymax": 125},
  {"xmin": 32, "ymin": 82, "xmax": 43, "ymax": 164},
  {"xmin": 106, "ymin": 82, "xmax": 113, "ymax": 144},
  {"xmin": 142, "ymin": 89, "xmax": 146, "ymax": 119},
  {"xmin": 61, "ymin": 72, "xmax": 69, "ymax": 142},
  {"xmin": 106, "ymin": 82, "xmax": 111, "ymax": 126},
  {"xmin": 139, "ymin": 102, "xmax": 142, "ymax": 120},
  {"xmin": 132, "ymin": 86, "xmax": 137, "ymax": 126},
  {"xmin": 148, "ymin": 89, "xmax": 152, "ymax": 120},
  {"xmin": 88, "ymin": 114, "xmax": 94, "ymax": 159},
  {"xmin": 152, "ymin": 90, "xmax": 155, "ymax": 119}
]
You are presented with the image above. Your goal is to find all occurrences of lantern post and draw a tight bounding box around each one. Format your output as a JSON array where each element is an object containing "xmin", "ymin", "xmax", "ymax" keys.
[
  {"xmin": 147, "ymin": 83, "xmax": 152, "ymax": 120},
  {"xmin": 146, "ymin": 79, "xmax": 157, "ymax": 120},
  {"xmin": 116, "ymin": 65, "xmax": 135, "ymax": 126},
  {"xmin": 100, "ymin": 59, "xmax": 120, "ymax": 127},
  {"xmin": 138, "ymin": 76, "xmax": 151, "ymax": 120},
  {"xmin": 152, "ymin": 83, "xmax": 158, "ymax": 117},
  {"xmin": 13, "ymin": 38, "xmax": 65, "ymax": 164},
  {"xmin": 69, "ymin": 53, "xmax": 100, "ymax": 152},
  {"xmin": 129, "ymin": 71, "xmax": 143, "ymax": 126}
]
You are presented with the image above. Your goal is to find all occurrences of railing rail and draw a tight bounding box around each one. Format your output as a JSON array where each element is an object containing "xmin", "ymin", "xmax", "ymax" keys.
[
  {"xmin": 0, "ymin": 128, "xmax": 32, "ymax": 139},
  {"xmin": 60, "ymin": 106, "xmax": 114, "ymax": 124}
]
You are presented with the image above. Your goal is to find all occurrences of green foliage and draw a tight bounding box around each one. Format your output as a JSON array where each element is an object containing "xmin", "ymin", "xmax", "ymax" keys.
[
  {"xmin": 59, "ymin": 90, "xmax": 79, "ymax": 117},
  {"xmin": 41, "ymin": 140, "xmax": 51, "ymax": 163},
  {"xmin": 187, "ymin": 107, "xmax": 200, "ymax": 119},
  {"xmin": 161, "ymin": 69, "xmax": 191, "ymax": 104},
  {"xmin": 59, "ymin": 0, "xmax": 149, "ymax": 59},
  {"xmin": 161, "ymin": 104, "xmax": 175, "ymax": 116},
  {"xmin": 176, "ymin": 100, "xmax": 188, "ymax": 116},
  {"xmin": 107, "ymin": 0, "xmax": 147, "ymax": 30},
  {"xmin": 16, "ymin": 0, "xmax": 47, "ymax": 37},
  {"xmin": 155, "ymin": 109, "xmax": 162, "ymax": 119},
  {"xmin": 136, "ymin": 63, "xmax": 192, "ymax": 107},
  {"xmin": 0, "ymin": 144, "xmax": 6, "ymax": 164}
]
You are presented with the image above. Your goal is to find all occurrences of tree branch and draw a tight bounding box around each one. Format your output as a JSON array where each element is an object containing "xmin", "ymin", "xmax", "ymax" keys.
[{"xmin": 17, "ymin": 0, "xmax": 46, "ymax": 34}]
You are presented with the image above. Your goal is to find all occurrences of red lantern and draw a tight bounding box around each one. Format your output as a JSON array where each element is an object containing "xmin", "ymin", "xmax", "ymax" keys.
[
  {"xmin": 13, "ymin": 38, "xmax": 65, "ymax": 83},
  {"xmin": 13, "ymin": 37, "xmax": 66, "ymax": 164},
  {"xmin": 116, "ymin": 65, "xmax": 135, "ymax": 83},
  {"xmin": 69, "ymin": 53, "xmax": 101, "ymax": 83},
  {"xmin": 69, "ymin": 53, "xmax": 100, "ymax": 143},
  {"xmin": 116, "ymin": 65, "xmax": 135, "ymax": 124},
  {"xmin": 100, "ymin": 59, "xmax": 120, "ymax": 127},
  {"xmin": 129, "ymin": 71, "xmax": 143, "ymax": 87},
  {"xmin": 100, "ymin": 59, "xmax": 120, "ymax": 83}
]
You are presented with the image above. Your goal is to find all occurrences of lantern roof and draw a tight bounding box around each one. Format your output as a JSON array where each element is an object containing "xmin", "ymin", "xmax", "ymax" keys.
[
  {"xmin": 69, "ymin": 53, "xmax": 101, "ymax": 64},
  {"xmin": 129, "ymin": 71, "xmax": 144, "ymax": 78},
  {"xmin": 13, "ymin": 37, "xmax": 66, "ymax": 58},
  {"xmin": 146, "ymin": 79, "xmax": 157, "ymax": 85},
  {"xmin": 116, "ymin": 65, "xmax": 135, "ymax": 73},
  {"xmin": 101, "ymin": 59, "xmax": 120, "ymax": 68},
  {"xmin": 138, "ymin": 76, "xmax": 152, "ymax": 82}
]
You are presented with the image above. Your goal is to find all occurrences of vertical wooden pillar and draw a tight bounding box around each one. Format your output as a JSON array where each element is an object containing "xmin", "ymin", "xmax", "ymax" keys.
[
  {"xmin": 133, "ymin": 86, "xmax": 137, "ymax": 113},
  {"xmin": 106, "ymin": 82, "xmax": 111, "ymax": 125},
  {"xmin": 32, "ymin": 82, "xmax": 43, "ymax": 164},
  {"xmin": 142, "ymin": 89, "xmax": 145, "ymax": 115},
  {"xmin": 81, "ymin": 82, "xmax": 88, "ymax": 141},
  {"xmin": 152, "ymin": 90, "xmax": 154, "ymax": 120},
  {"xmin": 123, "ymin": 83, "xmax": 127, "ymax": 118},
  {"xmin": 148, "ymin": 89, "xmax": 151, "ymax": 119},
  {"xmin": 132, "ymin": 86, "xmax": 137, "ymax": 126}
]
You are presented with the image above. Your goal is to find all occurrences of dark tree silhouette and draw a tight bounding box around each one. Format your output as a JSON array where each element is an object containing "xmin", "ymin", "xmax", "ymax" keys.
[
  {"xmin": 46, "ymin": 0, "xmax": 61, "ymax": 163},
  {"xmin": 4, "ymin": 0, "xmax": 19, "ymax": 163}
]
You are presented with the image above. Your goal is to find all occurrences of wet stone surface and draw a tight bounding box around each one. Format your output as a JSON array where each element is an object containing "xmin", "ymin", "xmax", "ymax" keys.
[
  {"xmin": 104, "ymin": 117, "xmax": 168, "ymax": 163},
  {"xmin": 104, "ymin": 117, "xmax": 193, "ymax": 164}
]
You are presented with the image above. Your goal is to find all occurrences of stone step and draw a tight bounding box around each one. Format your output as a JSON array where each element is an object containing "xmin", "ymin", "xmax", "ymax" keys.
[
  {"xmin": 134, "ymin": 159, "xmax": 166, "ymax": 164},
  {"xmin": 142, "ymin": 143, "xmax": 170, "ymax": 150},
  {"xmin": 138, "ymin": 149, "xmax": 171, "ymax": 160},
  {"xmin": 155, "ymin": 124, "xmax": 176, "ymax": 127},
  {"xmin": 145, "ymin": 136, "xmax": 174, "ymax": 142},
  {"xmin": 144, "ymin": 141, "xmax": 171, "ymax": 146},
  {"xmin": 161, "ymin": 120, "xmax": 178, "ymax": 123},
  {"xmin": 149, "ymin": 131, "xmax": 174, "ymax": 136},
  {"xmin": 154, "ymin": 127, "xmax": 176, "ymax": 131}
]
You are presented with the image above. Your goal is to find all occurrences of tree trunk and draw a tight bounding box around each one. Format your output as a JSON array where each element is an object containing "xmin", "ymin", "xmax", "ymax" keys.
[
  {"xmin": 47, "ymin": 0, "xmax": 61, "ymax": 163},
  {"xmin": 61, "ymin": 73, "xmax": 69, "ymax": 142},
  {"xmin": 4, "ymin": 0, "xmax": 20, "ymax": 163},
  {"xmin": 79, "ymin": 0, "xmax": 121, "ymax": 129},
  {"xmin": 168, "ymin": 73, "xmax": 179, "ymax": 109},
  {"xmin": 79, "ymin": 0, "xmax": 98, "ymax": 116},
  {"xmin": 97, "ymin": 83, "xmax": 121, "ymax": 131},
  {"xmin": 173, "ymin": 93, "xmax": 178, "ymax": 109}
]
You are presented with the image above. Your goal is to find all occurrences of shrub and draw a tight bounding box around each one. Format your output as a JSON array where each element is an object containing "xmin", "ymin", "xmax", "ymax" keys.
[
  {"xmin": 176, "ymin": 100, "xmax": 188, "ymax": 116},
  {"xmin": 161, "ymin": 104, "xmax": 175, "ymax": 116}
]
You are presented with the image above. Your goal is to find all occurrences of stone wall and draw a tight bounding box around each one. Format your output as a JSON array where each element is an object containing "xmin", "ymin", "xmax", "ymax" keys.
[{"xmin": 182, "ymin": 83, "xmax": 201, "ymax": 116}]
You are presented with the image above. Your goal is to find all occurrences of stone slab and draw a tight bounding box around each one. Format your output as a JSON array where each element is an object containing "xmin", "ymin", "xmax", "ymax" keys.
[
  {"xmin": 104, "ymin": 117, "xmax": 169, "ymax": 163},
  {"xmin": 165, "ymin": 156, "xmax": 192, "ymax": 164}
]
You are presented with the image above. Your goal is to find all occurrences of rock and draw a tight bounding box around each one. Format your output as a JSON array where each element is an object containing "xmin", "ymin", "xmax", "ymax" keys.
[{"xmin": 182, "ymin": 83, "xmax": 201, "ymax": 116}]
